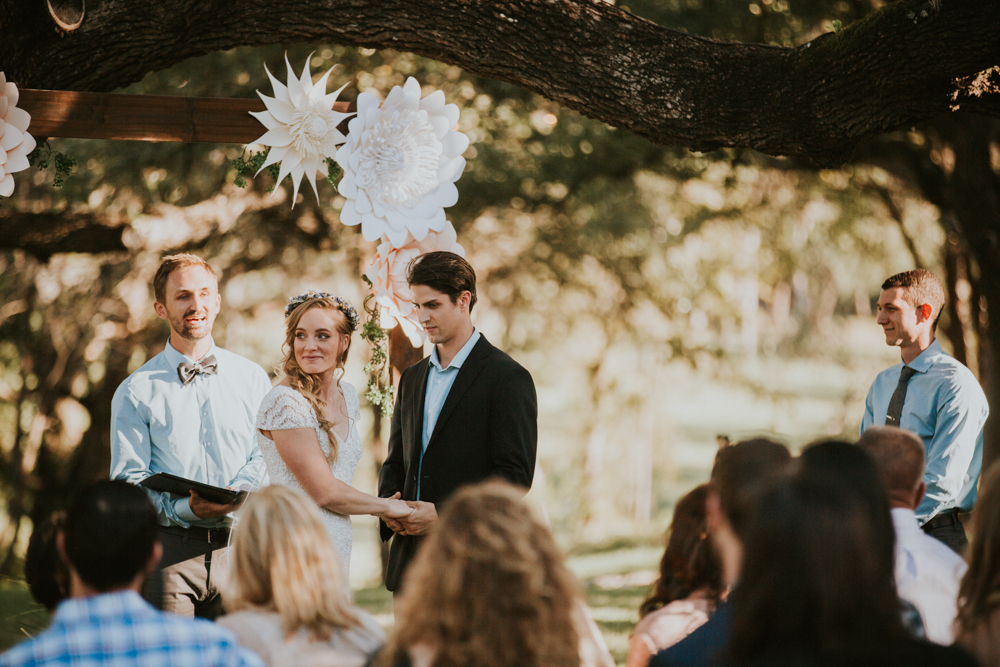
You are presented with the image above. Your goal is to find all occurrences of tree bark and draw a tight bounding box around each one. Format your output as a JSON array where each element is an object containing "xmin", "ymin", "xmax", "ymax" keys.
[{"xmin": 0, "ymin": 0, "xmax": 997, "ymax": 165}]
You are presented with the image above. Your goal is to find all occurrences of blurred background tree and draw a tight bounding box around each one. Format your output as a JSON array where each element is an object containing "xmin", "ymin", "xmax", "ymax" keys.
[{"xmin": 0, "ymin": 0, "xmax": 996, "ymax": 583}]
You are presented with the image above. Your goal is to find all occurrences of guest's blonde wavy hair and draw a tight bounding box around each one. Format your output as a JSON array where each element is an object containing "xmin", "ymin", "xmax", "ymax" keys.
[
  {"xmin": 225, "ymin": 485, "xmax": 360, "ymax": 639},
  {"xmin": 280, "ymin": 297, "xmax": 353, "ymax": 464},
  {"xmin": 384, "ymin": 481, "xmax": 581, "ymax": 667}
]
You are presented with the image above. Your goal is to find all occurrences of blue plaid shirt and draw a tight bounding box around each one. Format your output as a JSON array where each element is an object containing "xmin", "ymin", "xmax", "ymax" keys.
[{"xmin": 0, "ymin": 591, "xmax": 265, "ymax": 667}]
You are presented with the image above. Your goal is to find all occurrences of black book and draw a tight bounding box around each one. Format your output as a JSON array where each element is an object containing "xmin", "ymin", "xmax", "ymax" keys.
[{"xmin": 139, "ymin": 472, "xmax": 247, "ymax": 505}]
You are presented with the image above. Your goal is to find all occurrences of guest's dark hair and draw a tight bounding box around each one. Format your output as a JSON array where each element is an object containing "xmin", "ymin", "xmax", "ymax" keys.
[
  {"xmin": 728, "ymin": 444, "xmax": 904, "ymax": 660},
  {"xmin": 797, "ymin": 439, "xmax": 895, "ymax": 554},
  {"xmin": 711, "ymin": 438, "xmax": 791, "ymax": 541},
  {"xmin": 25, "ymin": 512, "xmax": 68, "ymax": 612},
  {"xmin": 956, "ymin": 461, "xmax": 1000, "ymax": 636},
  {"xmin": 640, "ymin": 484, "xmax": 723, "ymax": 617},
  {"xmin": 406, "ymin": 251, "xmax": 478, "ymax": 312},
  {"xmin": 63, "ymin": 480, "xmax": 160, "ymax": 592}
]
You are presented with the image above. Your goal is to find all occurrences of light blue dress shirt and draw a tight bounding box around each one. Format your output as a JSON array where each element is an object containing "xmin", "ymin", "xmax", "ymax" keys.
[
  {"xmin": 862, "ymin": 339, "xmax": 989, "ymax": 522},
  {"xmin": 417, "ymin": 328, "xmax": 481, "ymax": 499},
  {"xmin": 110, "ymin": 338, "xmax": 271, "ymax": 528}
]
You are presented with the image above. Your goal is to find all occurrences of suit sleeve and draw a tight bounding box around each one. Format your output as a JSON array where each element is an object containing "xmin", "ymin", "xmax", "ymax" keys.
[
  {"xmin": 378, "ymin": 368, "xmax": 408, "ymax": 542},
  {"xmin": 488, "ymin": 362, "xmax": 537, "ymax": 489}
]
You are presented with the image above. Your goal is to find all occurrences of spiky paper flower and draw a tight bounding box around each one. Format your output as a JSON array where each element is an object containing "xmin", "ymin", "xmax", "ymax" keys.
[
  {"xmin": 250, "ymin": 54, "xmax": 354, "ymax": 204},
  {"xmin": 365, "ymin": 222, "xmax": 465, "ymax": 347},
  {"xmin": 0, "ymin": 73, "xmax": 35, "ymax": 197},
  {"xmin": 337, "ymin": 77, "xmax": 470, "ymax": 248}
]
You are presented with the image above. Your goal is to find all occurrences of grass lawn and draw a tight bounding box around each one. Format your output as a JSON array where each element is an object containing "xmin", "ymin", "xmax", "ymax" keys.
[{"xmin": 0, "ymin": 540, "xmax": 659, "ymax": 666}]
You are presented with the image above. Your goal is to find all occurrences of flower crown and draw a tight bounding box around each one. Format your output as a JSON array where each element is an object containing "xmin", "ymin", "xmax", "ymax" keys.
[{"xmin": 284, "ymin": 291, "xmax": 359, "ymax": 332}]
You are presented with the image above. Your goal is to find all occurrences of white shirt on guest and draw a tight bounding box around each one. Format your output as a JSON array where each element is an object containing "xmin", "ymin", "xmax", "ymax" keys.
[{"xmin": 892, "ymin": 507, "xmax": 967, "ymax": 645}]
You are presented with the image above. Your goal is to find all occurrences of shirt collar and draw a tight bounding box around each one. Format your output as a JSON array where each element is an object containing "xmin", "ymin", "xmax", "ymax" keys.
[
  {"xmin": 905, "ymin": 339, "xmax": 943, "ymax": 374},
  {"xmin": 53, "ymin": 590, "xmax": 147, "ymax": 625},
  {"xmin": 162, "ymin": 337, "xmax": 217, "ymax": 367},
  {"xmin": 429, "ymin": 328, "xmax": 481, "ymax": 372},
  {"xmin": 891, "ymin": 507, "xmax": 921, "ymax": 535}
]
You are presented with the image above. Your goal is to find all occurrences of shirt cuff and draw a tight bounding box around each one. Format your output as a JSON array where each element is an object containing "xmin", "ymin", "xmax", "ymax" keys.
[{"xmin": 174, "ymin": 496, "xmax": 199, "ymax": 523}]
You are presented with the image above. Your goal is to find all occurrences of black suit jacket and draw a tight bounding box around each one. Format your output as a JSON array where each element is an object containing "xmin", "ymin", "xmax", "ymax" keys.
[{"xmin": 377, "ymin": 335, "xmax": 537, "ymax": 591}]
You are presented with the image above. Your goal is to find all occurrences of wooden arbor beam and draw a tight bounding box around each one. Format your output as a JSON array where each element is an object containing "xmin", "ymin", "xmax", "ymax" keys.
[{"xmin": 18, "ymin": 89, "xmax": 353, "ymax": 143}]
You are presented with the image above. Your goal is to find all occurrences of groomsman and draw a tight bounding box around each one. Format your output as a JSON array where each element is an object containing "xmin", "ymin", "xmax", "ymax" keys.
[
  {"xmin": 111, "ymin": 254, "xmax": 270, "ymax": 618},
  {"xmin": 378, "ymin": 251, "xmax": 538, "ymax": 592},
  {"xmin": 861, "ymin": 269, "xmax": 988, "ymax": 553}
]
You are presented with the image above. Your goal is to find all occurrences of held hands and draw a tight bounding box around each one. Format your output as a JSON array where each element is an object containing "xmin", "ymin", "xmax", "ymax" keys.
[
  {"xmin": 394, "ymin": 501, "xmax": 438, "ymax": 536},
  {"xmin": 379, "ymin": 494, "xmax": 438, "ymax": 536}
]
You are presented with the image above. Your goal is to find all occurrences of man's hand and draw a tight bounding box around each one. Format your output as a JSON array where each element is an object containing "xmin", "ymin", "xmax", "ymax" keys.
[
  {"xmin": 397, "ymin": 501, "xmax": 438, "ymax": 536},
  {"xmin": 188, "ymin": 490, "xmax": 242, "ymax": 519},
  {"xmin": 382, "ymin": 492, "xmax": 406, "ymax": 534}
]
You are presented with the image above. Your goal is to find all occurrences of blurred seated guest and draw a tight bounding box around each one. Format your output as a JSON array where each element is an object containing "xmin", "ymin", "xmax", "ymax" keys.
[
  {"xmin": 0, "ymin": 480, "xmax": 264, "ymax": 667},
  {"xmin": 650, "ymin": 439, "xmax": 791, "ymax": 667},
  {"xmin": 381, "ymin": 480, "xmax": 614, "ymax": 667},
  {"xmin": 24, "ymin": 511, "xmax": 68, "ymax": 612},
  {"xmin": 628, "ymin": 484, "xmax": 723, "ymax": 667},
  {"xmin": 726, "ymin": 471, "xmax": 974, "ymax": 666},
  {"xmin": 798, "ymin": 439, "xmax": 931, "ymax": 640},
  {"xmin": 859, "ymin": 426, "xmax": 967, "ymax": 644},
  {"xmin": 955, "ymin": 462, "xmax": 1000, "ymax": 665},
  {"xmin": 218, "ymin": 485, "xmax": 385, "ymax": 667}
]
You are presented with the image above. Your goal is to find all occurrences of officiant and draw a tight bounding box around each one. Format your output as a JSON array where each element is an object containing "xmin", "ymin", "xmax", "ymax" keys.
[{"xmin": 110, "ymin": 254, "xmax": 271, "ymax": 619}]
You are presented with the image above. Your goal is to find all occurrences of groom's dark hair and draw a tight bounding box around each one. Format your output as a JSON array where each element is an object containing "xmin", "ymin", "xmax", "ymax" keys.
[
  {"xmin": 63, "ymin": 480, "xmax": 160, "ymax": 591},
  {"xmin": 407, "ymin": 251, "xmax": 478, "ymax": 312}
]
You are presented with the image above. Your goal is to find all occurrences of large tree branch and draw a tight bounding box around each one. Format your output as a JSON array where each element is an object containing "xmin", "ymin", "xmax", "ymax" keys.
[{"xmin": 1, "ymin": 0, "xmax": 997, "ymax": 165}]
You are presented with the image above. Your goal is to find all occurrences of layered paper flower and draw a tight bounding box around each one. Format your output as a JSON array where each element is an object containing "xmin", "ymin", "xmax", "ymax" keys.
[
  {"xmin": 250, "ymin": 54, "xmax": 354, "ymax": 204},
  {"xmin": 337, "ymin": 77, "xmax": 470, "ymax": 248},
  {"xmin": 365, "ymin": 222, "xmax": 465, "ymax": 346},
  {"xmin": 0, "ymin": 73, "xmax": 35, "ymax": 197}
]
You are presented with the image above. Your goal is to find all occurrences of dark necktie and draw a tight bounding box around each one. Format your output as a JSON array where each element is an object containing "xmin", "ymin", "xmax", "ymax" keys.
[
  {"xmin": 177, "ymin": 355, "xmax": 218, "ymax": 385},
  {"xmin": 885, "ymin": 366, "xmax": 917, "ymax": 426}
]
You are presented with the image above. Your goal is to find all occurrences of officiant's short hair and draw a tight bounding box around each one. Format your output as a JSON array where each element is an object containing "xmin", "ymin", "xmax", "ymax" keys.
[
  {"xmin": 407, "ymin": 251, "xmax": 478, "ymax": 312},
  {"xmin": 63, "ymin": 480, "xmax": 159, "ymax": 592},
  {"xmin": 153, "ymin": 253, "xmax": 218, "ymax": 305}
]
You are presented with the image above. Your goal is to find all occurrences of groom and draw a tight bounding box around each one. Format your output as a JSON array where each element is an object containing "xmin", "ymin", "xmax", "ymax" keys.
[{"xmin": 378, "ymin": 251, "xmax": 538, "ymax": 592}]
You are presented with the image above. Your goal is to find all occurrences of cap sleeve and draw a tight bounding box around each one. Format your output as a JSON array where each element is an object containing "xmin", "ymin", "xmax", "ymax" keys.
[{"xmin": 256, "ymin": 386, "xmax": 317, "ymax": 431}]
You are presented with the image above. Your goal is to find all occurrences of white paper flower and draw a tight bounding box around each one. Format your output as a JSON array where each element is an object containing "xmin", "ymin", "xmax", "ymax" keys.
[
  {"xmin": 337, "ymin": 77, "xmax": 470, "ymax": 248},
  {"xmin": 250, "ymin": 54, "xmax": 354, "ymax": 204},
  {"xmin": 0, "ymin": 72, "xmax": 35, "ymax": 198},
  {"xmin": 365, "ymin": 222, "xmax": 465, "ymax": 347}
]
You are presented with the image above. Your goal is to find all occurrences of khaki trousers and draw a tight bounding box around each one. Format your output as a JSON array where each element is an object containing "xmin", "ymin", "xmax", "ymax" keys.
[{"xmin": 142, "ymin": 527, "xmax": 231, "ymax": 619}]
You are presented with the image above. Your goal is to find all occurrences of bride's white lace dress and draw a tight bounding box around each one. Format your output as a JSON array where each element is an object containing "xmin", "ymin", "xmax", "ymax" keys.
[{"xmin": 255, "ymin": 383, "xmax": 364, "ymax": 579}]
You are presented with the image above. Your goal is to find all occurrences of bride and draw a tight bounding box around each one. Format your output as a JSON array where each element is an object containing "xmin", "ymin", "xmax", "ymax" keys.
[{"xmin": 256, "ymin": 291, "xmax": 412, "ymax": 579}]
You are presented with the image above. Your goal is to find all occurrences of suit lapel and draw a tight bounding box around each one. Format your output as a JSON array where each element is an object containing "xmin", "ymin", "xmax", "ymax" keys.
[
  {"xmin": 410, "ymin": 358, "xmax": 431, "ymax": 463},
  {"xmin": 426, "ymin": 337, "xmax": 492, "ymax": 449}
]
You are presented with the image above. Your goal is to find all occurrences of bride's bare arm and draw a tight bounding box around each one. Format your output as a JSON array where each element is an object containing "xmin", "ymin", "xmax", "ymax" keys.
[{"xmin": 266, "ymin": 427, "xmax": 412, "ymax": 517}]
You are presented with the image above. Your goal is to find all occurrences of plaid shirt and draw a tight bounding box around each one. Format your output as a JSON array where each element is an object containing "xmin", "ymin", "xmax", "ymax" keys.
[{"xmin": 0, "ymin": 591, "xmax": 265, "ymax": 667}]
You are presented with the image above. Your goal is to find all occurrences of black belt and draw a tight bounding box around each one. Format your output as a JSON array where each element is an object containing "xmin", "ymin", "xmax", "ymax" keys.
[
  {"xmin": 922, "ymin": 510, "xmax": 961, "ymax": 531},
  {"xmin": 160, "ymin": 524, "xmax": 231, "ymax": 544}
]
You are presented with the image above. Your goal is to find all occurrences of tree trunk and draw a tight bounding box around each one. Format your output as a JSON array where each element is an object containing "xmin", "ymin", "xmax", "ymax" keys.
[{"xmin": 0, "ymin": 0, "xmax": 998, "ymax": 165}]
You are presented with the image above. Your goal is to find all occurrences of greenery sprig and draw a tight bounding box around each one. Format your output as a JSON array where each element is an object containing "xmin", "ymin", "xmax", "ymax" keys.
[
  {"xmin": 360, "ymin": 275, "xmax": 395, "ymax": 417},
  {"xmin": 231, "ymin": 149, "xmax": 343, "ymax": 193},
  {"xmin": 231, "ymin": 147, "xmax": 280, "ymax": 191},
  {"xmin": 27, "ymin": 140, "xmax": 77, "ymax": 187}
]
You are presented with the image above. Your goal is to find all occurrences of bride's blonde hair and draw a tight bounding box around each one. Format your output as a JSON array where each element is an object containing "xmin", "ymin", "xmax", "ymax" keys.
[{"xmin": 280, "ymin": 297, "xmax": 353, "ymax": 464}]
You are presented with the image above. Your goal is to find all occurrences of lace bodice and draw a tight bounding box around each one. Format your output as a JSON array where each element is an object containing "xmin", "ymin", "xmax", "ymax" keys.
[{"xmin": 255, "ymin": 382, "xmax": 363, "ymax": 579}]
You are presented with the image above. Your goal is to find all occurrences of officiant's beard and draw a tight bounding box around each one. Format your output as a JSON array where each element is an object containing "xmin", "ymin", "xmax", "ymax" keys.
[{"xmin": 168, "ymin": 308, "xmax": 216, "ymax": 341}]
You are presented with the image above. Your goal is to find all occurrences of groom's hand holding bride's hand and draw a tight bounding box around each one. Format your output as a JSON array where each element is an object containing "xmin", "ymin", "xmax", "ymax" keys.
[
  {"xmin": 380, "ymin": 492, "xmax": 413, "ymax": 534},
  {"xmin": 396, "ymin": 501, "xmax": 437, "ymax": 536}
]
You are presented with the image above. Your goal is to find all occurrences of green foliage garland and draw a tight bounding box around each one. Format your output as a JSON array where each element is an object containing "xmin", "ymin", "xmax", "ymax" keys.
[
  {"xmin": 27, "ymin": 141, "xmax": 77, "ymax": 188},
  {"xmin": 360, "ymin": 275, "xmax": 395, "ymax": 417}
]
